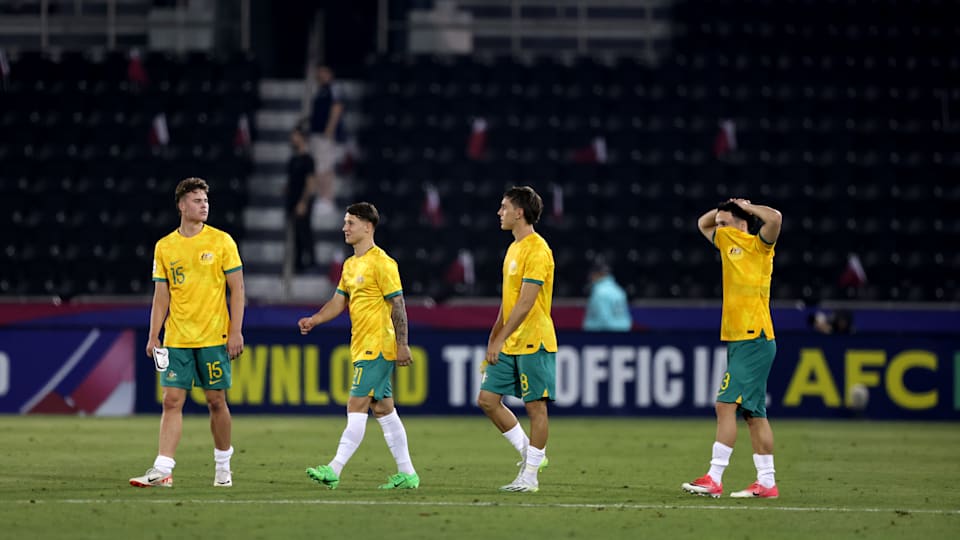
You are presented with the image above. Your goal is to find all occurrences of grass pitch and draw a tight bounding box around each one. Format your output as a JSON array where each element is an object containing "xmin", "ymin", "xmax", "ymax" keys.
[{"xmin": 0, "ymin": 415, "xmax": 957, "ymax": 539}]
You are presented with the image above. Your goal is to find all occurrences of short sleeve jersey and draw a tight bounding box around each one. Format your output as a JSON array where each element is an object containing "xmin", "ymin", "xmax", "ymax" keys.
[
  {"xmin": 714, "ymin": 227, "xmax": 776, "ymax": 341},
  {"xmin": 501, "ymin": 232, "xmax": 557, "ymax": 355},
  {"xmin": 336, "ymin": 246, "xmax": 403, "ymax": 362},
  {"xmin": 152, "ymin": 225, "xmax": 243, "ymax": 348}
]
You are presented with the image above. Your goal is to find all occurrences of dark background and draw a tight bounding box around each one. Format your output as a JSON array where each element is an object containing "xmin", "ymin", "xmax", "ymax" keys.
[{"xmin": 250, "ymin": 0, "xmax": 379, "ymax": 78}]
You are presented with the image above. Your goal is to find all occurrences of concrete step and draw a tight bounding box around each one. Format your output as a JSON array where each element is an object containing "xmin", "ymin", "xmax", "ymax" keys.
[
  {"xmin": 245, "ymin": 274, "xmax": 284, "ymax": 300},
  {"xmin": 257, "ymin": 110, "xmax": 304, "ymax": 132},
  {"xmin": 243, "ymin": 207, "xmax": 285, "ymax": 231},
  {"xmin": 241, "ymin": 239, "xmax": 285, "ymax": 264},
  {"xmin": 244, "ymin": 229, "xmax": 285, "ymax": 242},
  {"xmin": 253, "ymin": 141, "xmax": 291, "ymax": 164},
  {"xmin": 262, "ymin": 97, "xmax": 302, "ymax": 111},
  {"xmin": 255, "ymin": 110, "xmax": 364, "ymax": 137},
  {"xmin": 244, "ymin": 270, "xmax": 334, "ymax": 302},
  {"xmin": 247, "ymin": 174, "xmax": 286, "ymax": 197},
  {"xmin": 289, "ymin": 275, "xmax": 334, "ymax": 302},
  {"xmin": 259, "ymin": 79, "xmax": 306, "ymax": 100},
  {"xmin": 243, "ymin": 261, "xmax": 283, "ymax": 275},
  {"xmin": 241, "ymin": 237, "xmax": 343, "ymax": 265},
  {"xmin": 253, "ymin": 162, "xmax": 287, "ymax": 176}
]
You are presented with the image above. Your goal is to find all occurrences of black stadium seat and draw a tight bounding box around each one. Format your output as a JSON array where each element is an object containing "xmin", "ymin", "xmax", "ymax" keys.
[
  {"xmin": 348, "ymin": 1, "xmax": 954, "ymax": 301},
  {"xmin": 0, "ymin": 50, "xmax": 258, "ymax": 298}
]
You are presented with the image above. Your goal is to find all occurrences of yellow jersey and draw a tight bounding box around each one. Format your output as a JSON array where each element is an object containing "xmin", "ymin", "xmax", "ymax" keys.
[
  {"xmin": 336, "ymin": 245, "xmax": 403, "ymax": 362},
  {"xmin": 152, "ymin": 225, "xmax": 243, "ymax": 348},
  {"xmin": 714, "ymin": 227, "xmax": 776, "ymax": 342},
  {"xmin": 501, "ymin": 232, "xmax": 557, "ymax": 355}
]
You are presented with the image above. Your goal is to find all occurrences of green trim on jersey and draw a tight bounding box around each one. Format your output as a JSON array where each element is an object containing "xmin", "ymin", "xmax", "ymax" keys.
[
  {"xmin": 522, "ymin": 278, "xmax": 544, "ymax": 285},
  {"xmin": 758, "ymin": 232, "xmax": 775, "ymax": 245},
  {"xmin": 224, "ymin": 265, "xmax": 243, "ymax": 274},
  {"xmin": 336, "ymin": 288, "xmax": 348, "ymax": 297},
  {"xmin": 384, "ymin": 290, "xmax": 402, "ymax": 299},
  {"xmin": 153, "ymin": 277, "xmax": 168, "ymax": 282}
]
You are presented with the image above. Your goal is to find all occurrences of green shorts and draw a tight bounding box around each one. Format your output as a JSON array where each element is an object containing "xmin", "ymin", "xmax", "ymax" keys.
[
  {"xmin": 350, "ymin": 354, "xmax": 394, "ymax": 400},
  {"xmin": 717, "ymin": 331, "xmax": 776, "ymax": 418},
  {"xmin": 161, "ymin": 345, "xmax": 231, "ymax": 390},
  {"xmin": 480, "ymin": 346, "xmax": 556, "ymax": 402}
]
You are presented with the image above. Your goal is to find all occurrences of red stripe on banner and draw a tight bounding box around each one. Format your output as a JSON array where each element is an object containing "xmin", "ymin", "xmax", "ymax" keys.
[
  {"xmin": 30, "ymin": 392, "xmax": 78, "ymax": 414},
  {"xmin": 70, "ymin": 330, "xmax": 135, "ymax": 413},
  {"xmin": 0, "ymin": 303, "xmax": 123, "ymax": 325},
  {"xmin": 406, "ymin": 306, "xmax": 586, "ymax": 330}
]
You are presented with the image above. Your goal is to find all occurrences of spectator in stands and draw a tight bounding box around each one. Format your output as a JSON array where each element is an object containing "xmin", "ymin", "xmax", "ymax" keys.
[
  {"xmin": 684, "ymin": 198, "xmax": 783, "ymax": 500},
  {"xmin": 130, "ymin": 177, "xmax": 245, "ymax": 489},
  {"xmin": 287, "ymin": 126, "xmax": 317, "ymax": 273},
  {"xmin": 582, "ymin": 261, "xmax": 632, "ymax": 332},
  {"xmin": 308, "ymin": 64, "xmax": 344, "ymax": 212},
  {"xmin": 809, "ymin": 308, "xmax": 854, "ymax": 335}
]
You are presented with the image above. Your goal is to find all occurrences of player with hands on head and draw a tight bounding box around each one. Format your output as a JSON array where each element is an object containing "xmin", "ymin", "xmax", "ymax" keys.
[{"xmin": 683, "ymin": 197, "xmax": 782, "ymax": 499}]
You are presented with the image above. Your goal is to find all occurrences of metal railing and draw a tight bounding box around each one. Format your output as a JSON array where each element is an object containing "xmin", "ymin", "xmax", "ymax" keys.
[
  {"xmin": 0, "ymin": 0, "xmax": 250, "ymax": 51},
  {"xmin": 378, "ymin": 0, "xmax": 673, "ymax": 58}
]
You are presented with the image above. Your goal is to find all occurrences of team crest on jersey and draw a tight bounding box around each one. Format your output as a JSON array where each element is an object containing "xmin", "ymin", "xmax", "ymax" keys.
[
  {"xmin": 199, "ymin": 251, "xmax": 215, "ymax": 265},
  {"xmin": 727, "ymin": 246, "xmax": 744, "ymax": 260},
  {"xmin": 166, "ymin": 370, "xmax": 177, "ymax": 380},
  {"xmin": 508, "ymin": 260, "xmax": 518, "ymax": 275},
  {"xmin": 356, "ymin": 275, "xmax": 364, "ymax": 284}
]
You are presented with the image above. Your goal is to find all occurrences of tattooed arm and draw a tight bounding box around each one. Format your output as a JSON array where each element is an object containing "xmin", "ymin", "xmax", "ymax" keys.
[{"xmin": 390, "ymin": 295, "xmax": 412, "ymax": 366}]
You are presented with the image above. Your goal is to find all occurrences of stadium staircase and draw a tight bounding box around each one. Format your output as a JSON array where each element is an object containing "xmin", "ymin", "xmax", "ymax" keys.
[{"xmin": 242, "ymin": 78, "xmax": 364, "ymax": 302}]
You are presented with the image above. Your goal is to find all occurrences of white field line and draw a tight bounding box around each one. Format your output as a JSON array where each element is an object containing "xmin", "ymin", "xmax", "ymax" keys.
[{"xmin": 7, "ymin": 499, "xmax": 960, "ymax": 515}]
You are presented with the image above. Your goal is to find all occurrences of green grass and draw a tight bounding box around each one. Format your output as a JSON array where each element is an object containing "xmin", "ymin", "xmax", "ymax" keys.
[{"xmin": 0, "ymin": 415, "xmax": 957, "ymax": 539}]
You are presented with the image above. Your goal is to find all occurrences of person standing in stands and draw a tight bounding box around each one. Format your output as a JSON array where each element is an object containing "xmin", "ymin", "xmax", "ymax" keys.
[
  {"xmin": 308, "ymin": 64, "xmax": 344, "ymax": 212},
  {"xmin": 130, "ymin": 177, "xmax": 245, "ymax": 488},
  {"xmin": 286, "ymin": 126, "xmax": 317, "ymax": 273},
  {"xmin": 582, "ymin": 261, "xmax": 632, "ymax": 332},
  {"xmin": 683, "ymin": 198, "xmax": 783, "ymax": 499}
]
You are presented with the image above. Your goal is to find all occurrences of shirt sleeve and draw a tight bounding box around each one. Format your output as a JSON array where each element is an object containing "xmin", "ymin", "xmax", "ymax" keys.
[
  {"xmin": 380, "ymin": 257, "xmax": 403, "ymax": 299},
  {"xmin": 336, "ymin": 260, "xmax": 349, "ymax": 297},
  {"xmin": 222, "ymin": 234, "xmax": 243, "ymax": 274},
  {"xmin": 756, "ymin": 231, "xmax": 776, "ymax": 252},
  {"xmin": 713, "ymin": 227, "xmax": 729, "ymax": 250},
  {"xmin": 521, "ymin": 246, "xmax": 552, "ymax": 286},
  {"xmin": 151, "ymin": 243, "xmax": 167, "ymax": 282}
]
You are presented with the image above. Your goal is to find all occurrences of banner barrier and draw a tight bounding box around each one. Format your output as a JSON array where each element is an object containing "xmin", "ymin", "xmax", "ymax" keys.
[
  {"xmin": 3, "ymin": 303, "xmax": 958, "ymax": 333},
  {"xmin": 0, "ymin": 329, "xmax": 135, "ymax": 415},
  {"xmin": 2, "ymin": 323, "xmax": 955, "ymax": 418},
  {"xmin": 125, "ymin": 330, "xmax": 958, "ymax": 419}
]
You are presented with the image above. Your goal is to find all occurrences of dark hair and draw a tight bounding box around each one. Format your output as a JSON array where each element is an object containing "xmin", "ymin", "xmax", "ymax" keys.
[
  {"xmin": 175, "ymin": 177, "xmax": 209, "ymax": 203},
  {"xmin": 504, "ymin": 186, "xmax": 543, "ymax": 225},
  {"xmin": 717, "ymin": 201, "xmax": 760, "ymax": 231},
  {"xmin": 346, "ymin": 202, "xmax": 380, "ymax": 227}
]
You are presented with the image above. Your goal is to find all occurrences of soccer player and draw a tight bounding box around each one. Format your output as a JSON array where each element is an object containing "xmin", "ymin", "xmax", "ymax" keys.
[
  {"xmin": 298, "ymin": 202, "xmax": 419, "ymax": 490},
  {"xmin": 130, "ymin": 177, "xmax": 245, "ymax": 488},
  {"xmin": 682, "ymin": 198, "xmax": 783, "ymax": 499},
  {"xmin": 477, "ymin": 186, "xmax": 557, "ymax": 493}
]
